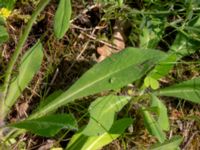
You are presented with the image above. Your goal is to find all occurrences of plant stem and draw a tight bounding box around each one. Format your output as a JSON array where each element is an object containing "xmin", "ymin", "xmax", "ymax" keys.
[{"xmin": 0, "ymin": 0, "xmax": 51, "ymax": 125}]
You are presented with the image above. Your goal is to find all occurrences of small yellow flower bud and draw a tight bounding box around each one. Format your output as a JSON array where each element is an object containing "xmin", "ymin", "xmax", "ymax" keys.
[{"xmin": 0, "ymin": 8, "xmax": 11, "ymax": 19}]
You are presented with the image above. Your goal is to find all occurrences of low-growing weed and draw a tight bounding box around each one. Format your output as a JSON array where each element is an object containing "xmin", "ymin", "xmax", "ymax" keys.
[{"xmin": 0, "ymin": 0, "xmax": 200, "ymax": 149}]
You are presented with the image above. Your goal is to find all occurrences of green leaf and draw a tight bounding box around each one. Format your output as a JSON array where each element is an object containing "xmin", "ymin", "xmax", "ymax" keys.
[
  {"xmin": 151, "ymin": 94, "xmax": 169, "ymax": 131},
  {"xmin": 35, "ymin": 90, "xmax": 63, "ymax": 112},
  {"xmin": 0, "ymin": 0, "xmax": 16, "ymax": 9},
  {"xmin": 82, "ymin": 95, "xmax": 130, "ymax": 136},
  {"xmin": 9, "ymin": 114, "xmax": 77, "ymax": 137},
  {"xmin": 170, "ymin": 32, "xmax": 200, "ymax": 57},
  {"xmin": 144, "ymin": 76, "xmax": 159, "ymax": 90},
  {"xmin": 4, "ymin": 41, "xmax": 43, "ymax": 115},
  {"xmin": 139, "ymin": 16, "xmax": 166, "ymax": 49},
  {"xmin": 150, "ymin": 135, "xmax": 183, "ymax": 150},
  {"xmin": 0, "ymin": 25, "xmax": 9, "ymax": 46},
  {"xmin": 141, "ymin": 107, "xmax": 166, "ymax": 143},
  {"xmin": 54, "ymin": 0, "xmax": 71, "ymax": 39},
  {"xmin": 154, "ymin": 77, "xmax": 200, "ymax": 104},
  {"xmin": 147, "ymin": 16, "xmax": 200, "ymax": 81},
  {"xmin": 148, "ymin": 54, "xmax": 177, "ymax": 80},
  {"xmin": 66, "ymin": 118, "xmax": 132, "ymax": 150},
  {"xmin": 0, "ymin": 17, "xmax": 5, "ymax": 25},
  {"xmin": 31, "ymin": 47, "xmax": 166, "ymax": 118}
]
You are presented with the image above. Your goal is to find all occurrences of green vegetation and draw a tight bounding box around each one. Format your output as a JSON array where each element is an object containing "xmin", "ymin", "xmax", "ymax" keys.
[{"xmin": 0, "ymin": 0, "xmax": 200, "ymax": 149}]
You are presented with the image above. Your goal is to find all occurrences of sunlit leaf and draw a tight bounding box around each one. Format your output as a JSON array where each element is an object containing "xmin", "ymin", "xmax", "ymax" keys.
[
  {"xmin": 31, "ymin": 48, "xmax": 166, "ymax": 118},
  {"xmin": 144, "ymin": 76, "xmax": 159, "ymax": 90},
  {"xmin": 54, "ymin": 0, "xmax": 71, "ymax": 39},
  {"xmin": 82, "ymin": 95, "xmax": 130, "ymax": 136},
  {"xmin": 66, "ymin": 118, "xmax": 132, "ymax": 150}
]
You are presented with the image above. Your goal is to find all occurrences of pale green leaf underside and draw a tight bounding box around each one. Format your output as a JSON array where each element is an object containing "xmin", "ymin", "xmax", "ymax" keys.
[
  {"xmin": 54, "ymin": 0, "xmax": 71, "ymax": 39},
  {"xmin": 155, "ymin": 77, "xmax": 200, "ymax": 104},
  {"xmin": 67, "ymin": 132, "xmax": 119, "ymax": 150},
  {"xmin": 67, "ymin": 118, "xmax": 132, "ymax": 150},
  {"xmin": 82, "ymin": 95, "xmax": 130, "ymax": 136},
  {"xmin": 31, "ymin": 47, "xmax": 166, "ymax": 118}
]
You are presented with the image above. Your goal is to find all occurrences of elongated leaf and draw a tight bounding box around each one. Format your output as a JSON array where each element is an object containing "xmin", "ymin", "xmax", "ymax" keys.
[
  {"xmin": 4, "ymin": 41, "xmax": 43, "ymax": 115},
  {"xmin": 35, "ymin": 90, "xmax": 63, "ymax": 112},
  {"xmin": 54, "ymin": 0, "xmax": 71, "ymax": 39},
  {"xmin": 0, "ymin": 25, "xmax": 9, "ymax": 46},
  {"xmin": 82, "ymin": 95, "xmax": 130, "ymax": 136},
  {"xmin": 31, "ymin": 48, "xmax": 166, "ymax": 118},
  {"xmin": 151, "ymin": 94, "xmax": 169, "ymax": 131},
  {"xmin": 150, "ymin": 135, "xmax": 183, "ymax": 150},
  {"xmin": 9, "ymin": 114, "xmax": 77, "ymax": 137},
  {"xmin": 141, "ymin": 107, "xmax": 166, "ymax": 143},
  {"xmin": 67, "ymin": 118, "xmax": 132, "ymax": 150},
  {"xmin": 154, "ymin": 77, "xmax": 200, "ymax": 103}
]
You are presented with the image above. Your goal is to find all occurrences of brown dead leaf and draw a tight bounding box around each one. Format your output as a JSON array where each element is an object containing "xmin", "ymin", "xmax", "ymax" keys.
[
  {"xmin": 97, "ymin": 21, "xmax": 125, "ymax": 62},
  {"xmin": 16, "ymin": 101, "xmax": 29, "ymax": 118},
  {"xmin": 38, "ymin": 140, "xmax": 55, "ymax": 150}
]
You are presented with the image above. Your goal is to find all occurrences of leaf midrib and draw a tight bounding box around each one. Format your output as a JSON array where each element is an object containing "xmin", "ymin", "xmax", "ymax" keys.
[{"xmin": 36, "ymin": 59, "xmax": 145, "ymax": 117}]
